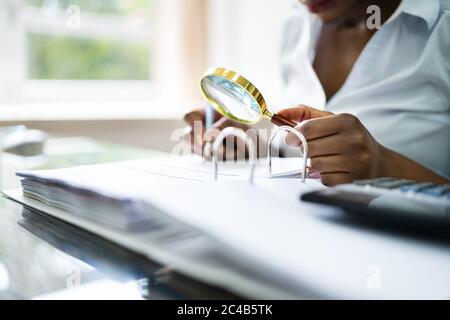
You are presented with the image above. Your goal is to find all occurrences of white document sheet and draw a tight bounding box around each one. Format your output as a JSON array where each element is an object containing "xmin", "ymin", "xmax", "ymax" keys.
[
  {"xmin": 134, "ymin": 178, "xmax": 450, "ymax": 299},
  {"xmin": 3, "ymin": 188, "xmax": 310, "ymax": 299},
  {"xmin": 8, "ymin": 156, "xmax": 450, "ymax": 299}
]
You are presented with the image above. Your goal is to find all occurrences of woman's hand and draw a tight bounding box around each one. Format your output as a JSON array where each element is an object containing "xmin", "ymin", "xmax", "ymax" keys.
[
  {"xmin": 278, "ymin": 105, "xmax": 389, "ymax": 186},
  {"xmin": 278, "ymin": 105, "xmax": 449, "ymax": 186},
  {"xmin": 183, "ymin": 108, "xmax": 255, "ymax": 160}
]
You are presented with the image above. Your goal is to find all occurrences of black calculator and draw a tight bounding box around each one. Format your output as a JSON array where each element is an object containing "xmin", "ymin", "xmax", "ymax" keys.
[{"xmin": 301, "ymin": 178, "xmax": 450, "ymax": 234}]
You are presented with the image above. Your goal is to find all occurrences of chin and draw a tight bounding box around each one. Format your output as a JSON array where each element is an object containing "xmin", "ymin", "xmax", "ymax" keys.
[
  {"xmin": 300, "ymin": 0, "xmax": 358, "ymax": 22},
  {"xmin": 315, "ymin": 11, "xmax": 343, "ymax": 22}
]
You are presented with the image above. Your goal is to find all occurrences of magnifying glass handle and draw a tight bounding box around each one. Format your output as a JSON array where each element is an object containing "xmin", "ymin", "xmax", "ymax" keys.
[{"xmin": 271, "ymin": 113, "xmax": 297, "ymax": 127}]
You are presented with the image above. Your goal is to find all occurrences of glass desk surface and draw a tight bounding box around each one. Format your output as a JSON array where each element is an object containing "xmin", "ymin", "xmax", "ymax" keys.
[{"xmin": 0, "ymin": 137, "xmax": 238, "ymax": 300}]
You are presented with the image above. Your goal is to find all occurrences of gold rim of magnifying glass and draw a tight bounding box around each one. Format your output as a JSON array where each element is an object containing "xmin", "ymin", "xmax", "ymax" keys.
[{"xmin": 200, "ymin": 67, "xmax": 271, "ymax": 124}]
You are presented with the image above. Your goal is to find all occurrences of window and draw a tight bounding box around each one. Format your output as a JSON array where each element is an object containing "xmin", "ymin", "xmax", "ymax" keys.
[
  {"xmin": 0, "ymin": 0, "xmax": 157, "ymax": 101},
  {"xmin": 0, "ymin": 0, "xmax": 288, "ymax": 120},
  {"xmin": 0, "ymin": 0, "xmax": 208, "ymax": 119},
  {"xmin": 26, "ymin": 0, "xmax": 153, "ymax": 80}
]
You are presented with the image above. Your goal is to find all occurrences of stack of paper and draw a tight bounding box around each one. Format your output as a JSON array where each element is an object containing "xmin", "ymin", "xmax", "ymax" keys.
[
  {"xmin": 16, "ymin": 156, "xmax": 304, "ymax": 230},
  {"xmin": 6, "ymin": 155, "xmax": 450, "ymax": 299}
]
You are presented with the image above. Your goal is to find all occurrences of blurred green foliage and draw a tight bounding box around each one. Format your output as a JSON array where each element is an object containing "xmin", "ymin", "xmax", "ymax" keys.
[
  {"xmin": 28, "ymin": 34, "xmax": 150, "ymax": 80},
  {"xmin": 26, "ymin": 0, "xmax": 152, "ymax": 80}
]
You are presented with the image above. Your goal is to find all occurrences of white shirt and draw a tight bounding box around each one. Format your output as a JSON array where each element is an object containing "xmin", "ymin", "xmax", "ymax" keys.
[{"xmin": 280, "ymin": 0, "xmax": 450, "ymax": 179}]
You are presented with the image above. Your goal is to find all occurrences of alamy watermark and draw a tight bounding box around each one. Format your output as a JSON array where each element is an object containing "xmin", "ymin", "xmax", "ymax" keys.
[
  {"xmin": 66, "ymin": 5, "xmax": 82, "ymax": 30},
  {"xmin": 170, "ymin": 121, "xmax": 295, "ymax": 160},
  {"xmin": 366, "ymin": 5, "xmax": 382, "ymax": 30},
  {"xmin": 66, "ymin": 265, "xmax": 82, "ymax": 289},
  {"xmin": 366, "ymin": 264, "xmax": 382, "ymax": 291}
]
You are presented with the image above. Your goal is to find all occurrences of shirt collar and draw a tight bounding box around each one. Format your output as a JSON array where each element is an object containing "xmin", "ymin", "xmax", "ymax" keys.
[{"xmin": 398, "ymin": 0, "xmax": 440, "ymax": 29}]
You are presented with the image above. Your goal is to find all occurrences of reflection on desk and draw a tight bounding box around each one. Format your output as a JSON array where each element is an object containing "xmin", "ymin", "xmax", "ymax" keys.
[
  {"xmin": 17, "ymin": 205, "xmax": 239, "ymax": 299},
  {"xmin": 0, "ymin": 137, "xmax": 238, "ymax": 299}
]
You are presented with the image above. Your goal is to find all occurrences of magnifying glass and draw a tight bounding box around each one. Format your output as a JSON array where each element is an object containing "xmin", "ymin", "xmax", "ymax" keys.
[{"xmin": 200, "ymin": 67, "xmax": 297, "ymax": 127}]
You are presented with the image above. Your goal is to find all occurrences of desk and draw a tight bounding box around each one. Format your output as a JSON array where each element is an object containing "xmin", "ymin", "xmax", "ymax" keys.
[{"xmin": 0, "ymin": 137, "xmax": 238, "ymax": 299}]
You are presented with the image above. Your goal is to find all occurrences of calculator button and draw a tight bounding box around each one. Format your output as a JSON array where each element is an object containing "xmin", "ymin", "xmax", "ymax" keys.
[
  {"xmin": 399, "ymin": 183, "xmax": 435, "ymax": 193},
  {"xmin": 442, "ymin": 185, "xmax": 450, "ymax": 199},
  {"xmin": 353, "ymin": 177, "xmax": 395, "ymax": 186},
  {"xmin": 419, "ymin": 186, "xmax": 448, "ymax": 197},
  {"xmin": 371, "ymin": 179, "xmax": 415, "ymax": 189}
]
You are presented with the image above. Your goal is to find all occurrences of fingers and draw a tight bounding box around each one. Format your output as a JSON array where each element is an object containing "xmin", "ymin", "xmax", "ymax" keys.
[
  {"xmin": 208, "ymin": 137, "xmax": 248, "ymax": 161},
  {"xmin": 297, "ymin": 116, "xmax": 342, "ymax": 140},
  {"xmin": 277, "ymin": 105, "xmax": 333, "ymax": 123},
  {"xmin": 184, "ymin": 107, "xmax": 224, "ymax": 128},
  {"xmin": 205, "ymin": 116, "xmax": 250, "ymax": 145},
  {"xmin": 183, "ymin": 108, "xmax": 253, "ymax": 160},
  {"xmin": 203, "ymin": 117, "xmax": 246, "ymax": 145},
  {"xmin": 283, "ymin": 110, "xmax": 340, "ymax": 149},
  {"xmin": 182, "ymin": 127, "xmax": 196, "ymax": 153},
  {"xmin": 320, "ymin": 172, "xmax": 353, "ymax": 186},
  {"xmin": 286, "ymin": 115, "xmax": 343, "ymax": 147},
  {"xmin": 202, "ymin": 117, "xmax": 252, "ymax": 160},
  {"xmin": 310, "ymin": 155, "xmax": 350, "ymax": 173},
  {"xmin": 287, "ymin": 132, "xmax": 341, "ymax": 157},
  {"xmin": 184, "ymin": 108, "xmax": 205, "ymax": 127},
  {"xmin": 183, "ymin": 108, "xmax": 236, "ymax": 157},
  {"xmin": 183, "ymin": 109, "xmax": 206, "ymax": 156},
  {"xmin": 278, "ymin": 110, "xmax": 373, "ymax": 186},
  {"xmin": 306, "ymin": 134, "xmax": 344, "ymax": 158}
]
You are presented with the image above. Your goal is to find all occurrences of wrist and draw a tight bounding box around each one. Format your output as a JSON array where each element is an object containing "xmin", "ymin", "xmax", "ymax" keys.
[{"xmin": 376, "ymin": 144, "xmax": 397, "ymax": 178}]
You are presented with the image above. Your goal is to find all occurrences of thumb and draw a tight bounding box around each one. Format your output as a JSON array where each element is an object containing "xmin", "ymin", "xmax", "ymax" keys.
[
  {"xmin": 277, "ymin": 105, "xmax": 333, "ymax": 123},
  {"xmin": 184, "ymin": 108, "xmax": 205, "ymax": 127}
]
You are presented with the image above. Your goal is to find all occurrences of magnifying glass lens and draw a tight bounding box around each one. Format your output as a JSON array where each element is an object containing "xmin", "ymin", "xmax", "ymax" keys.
[{"xmin": 201, "ymin": 75, "xmax": 261, "ymax": 123}]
